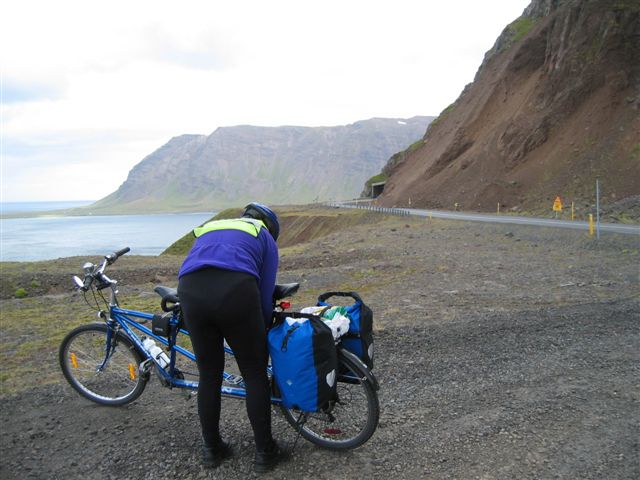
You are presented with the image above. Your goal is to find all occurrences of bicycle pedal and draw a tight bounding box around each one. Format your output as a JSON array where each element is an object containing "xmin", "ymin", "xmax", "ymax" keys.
[
  {"xmin": 182, "ymin": 390, "xmax": 197, "ymax": 400},
  {"xmin": 225, "ymin": 374, "xmax": 245, "ymax": 386}
]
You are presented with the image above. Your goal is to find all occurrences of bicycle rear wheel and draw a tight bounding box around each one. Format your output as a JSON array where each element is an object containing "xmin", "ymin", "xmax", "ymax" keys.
[
  {"xmin": 279, "ymin": 350, "xmax": 379, "ymax": 449},
  {"xmin": 59, "ymin": 323, "xmax": 147, "ymax": 406}
]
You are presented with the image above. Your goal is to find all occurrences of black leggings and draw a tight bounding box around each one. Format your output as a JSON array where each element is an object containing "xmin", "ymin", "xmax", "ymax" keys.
[{"xmin": 178, "ymin": 267, "xmax": 272, "ymax": 450}]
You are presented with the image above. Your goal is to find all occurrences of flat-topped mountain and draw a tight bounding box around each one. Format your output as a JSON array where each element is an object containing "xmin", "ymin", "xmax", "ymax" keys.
[{"xmin": 90, "ymin": 117, "xmax": 432, "ymax": 213}]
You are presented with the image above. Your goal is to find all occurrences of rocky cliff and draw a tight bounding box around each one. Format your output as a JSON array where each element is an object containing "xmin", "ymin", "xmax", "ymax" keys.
[
  {"xmin": 90, "ymin": 117, "xmax": 432, "ymax": 213},
  {"xmin": 378, "ymin": 0, "xmax": 639, "ymax": 215}
]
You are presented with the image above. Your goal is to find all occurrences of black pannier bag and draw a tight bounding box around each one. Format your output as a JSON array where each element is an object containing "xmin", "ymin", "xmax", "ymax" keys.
[
  {"xmin": 317, "ymin": 291, "xmax": 374, "ymax": 369},
  {"xmin": 152, "ymin": 313, "xmax": 172, "ymax": 337}
]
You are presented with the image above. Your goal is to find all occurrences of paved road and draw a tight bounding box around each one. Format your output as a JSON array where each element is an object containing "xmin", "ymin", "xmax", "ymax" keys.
[
  {"xmin": 411, "ymin": 208, "xmax": 640, "ymax": 235},
  {"xmin": 334, "ymin": 202, "xmax": 640, "ymax": 236}
]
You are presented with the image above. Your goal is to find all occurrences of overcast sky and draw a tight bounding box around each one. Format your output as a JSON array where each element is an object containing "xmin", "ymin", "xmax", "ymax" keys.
[{"xmin": 1, "ymin": 0, "xmax": 531, "ymax": 202}]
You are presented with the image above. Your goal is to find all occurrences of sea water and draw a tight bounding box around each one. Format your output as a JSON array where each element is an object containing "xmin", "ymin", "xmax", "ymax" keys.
[{"xmin": 0, "ymin": 203, "xmax": 213, "ymax": 261}]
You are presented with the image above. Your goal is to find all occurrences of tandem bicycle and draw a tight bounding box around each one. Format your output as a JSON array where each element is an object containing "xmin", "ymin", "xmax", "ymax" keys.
[{"xmin": 59, "ymin": 247, "xmax": 379, "ymax": 450}]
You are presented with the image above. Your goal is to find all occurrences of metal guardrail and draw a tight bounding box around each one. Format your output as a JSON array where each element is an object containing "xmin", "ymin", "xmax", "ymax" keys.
[{"xmin": 324, "ymin": 200, "xmax": 411, "ymax": 217}]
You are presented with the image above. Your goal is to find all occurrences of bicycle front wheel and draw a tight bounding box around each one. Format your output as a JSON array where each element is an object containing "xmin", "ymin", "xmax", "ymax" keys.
[
  {"xmin": 59, "ymin": 323, "xmax": 147, "ymax": 406},
  {"xmin": 279, "ymin": 350, "xmax": 379, "ymax": 450}
]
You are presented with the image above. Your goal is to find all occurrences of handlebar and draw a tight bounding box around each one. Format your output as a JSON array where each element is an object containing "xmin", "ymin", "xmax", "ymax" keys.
[
  {"xmin": 105, "ymin": 247, "xmax": 130, "ymax": 265},
  {"xmin": 73, "ymin": 247, "xmax": 130, "ymax": 291}
]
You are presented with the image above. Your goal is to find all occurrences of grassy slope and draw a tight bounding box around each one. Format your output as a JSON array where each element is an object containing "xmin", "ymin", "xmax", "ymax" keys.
[{"xmin": 162, "ymin": 205, "xmax": 394, "ymax": 255}]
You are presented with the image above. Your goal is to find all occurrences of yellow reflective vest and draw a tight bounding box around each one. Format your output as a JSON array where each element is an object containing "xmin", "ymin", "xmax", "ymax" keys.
[{"xmin": 193, "ymin": 218, "xmax": 266, "ymax": 238}]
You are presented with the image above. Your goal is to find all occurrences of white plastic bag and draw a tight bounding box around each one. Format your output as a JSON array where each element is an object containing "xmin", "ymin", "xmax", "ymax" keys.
[{"xmin": 300, "ymin": 306, "xmax": 350, "ymax": 340}]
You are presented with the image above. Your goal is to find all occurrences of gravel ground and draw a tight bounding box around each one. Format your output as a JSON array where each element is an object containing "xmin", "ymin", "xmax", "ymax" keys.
[{"xmin": 1, "ymin": 215, "xmax": 638, "ymax": 479}]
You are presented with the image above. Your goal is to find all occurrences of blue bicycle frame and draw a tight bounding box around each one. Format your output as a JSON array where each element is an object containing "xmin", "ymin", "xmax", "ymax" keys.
[{"xmin": 107, "ymin": 305, "xmax": 282, "ymax": 404}]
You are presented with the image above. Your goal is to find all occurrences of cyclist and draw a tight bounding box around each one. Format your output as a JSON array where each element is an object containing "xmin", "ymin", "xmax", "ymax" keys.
[{"xmin": 177, "ymin": 202, "xmax": 285, "ymax": 472}]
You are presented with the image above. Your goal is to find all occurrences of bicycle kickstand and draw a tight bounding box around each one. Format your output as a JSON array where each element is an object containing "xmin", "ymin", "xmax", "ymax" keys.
[{"xmin": 290, "ymin": 412, "xmax": 308, "ymax": 454}]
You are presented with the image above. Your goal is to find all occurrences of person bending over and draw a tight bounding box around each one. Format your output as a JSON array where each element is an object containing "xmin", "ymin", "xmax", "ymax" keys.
[{"xmin": 177, "ymin": 202, "xmax": 284, "ymax": 472}]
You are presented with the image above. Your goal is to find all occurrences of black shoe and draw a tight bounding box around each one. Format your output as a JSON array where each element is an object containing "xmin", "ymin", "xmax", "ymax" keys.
[
  {"xmin": 254, "ymin": 440, "xmax": 287, "ymax": 473},
  {"xmin": 202, "ymin": 441, "xmax": 233, "ymax": 469}
]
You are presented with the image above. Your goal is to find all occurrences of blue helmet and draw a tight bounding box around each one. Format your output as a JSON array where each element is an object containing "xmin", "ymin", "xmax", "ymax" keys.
[{"xmin": 243, "ymin": 202, "xmax": 280, "ymax": 241}]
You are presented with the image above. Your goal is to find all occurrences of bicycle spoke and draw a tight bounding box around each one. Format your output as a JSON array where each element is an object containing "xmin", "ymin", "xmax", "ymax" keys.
[
  {"xmin": 279, "ymin": 352, "xmax": 379, "ymax": 449},
  {"xmin": 59, "ymin": 324, "xmax": 147, "ymax": 405}
]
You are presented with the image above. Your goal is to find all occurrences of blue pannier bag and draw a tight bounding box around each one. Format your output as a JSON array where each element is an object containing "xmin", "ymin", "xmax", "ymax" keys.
[
  {"xmin": 268, "ymin": 312, "xmax": 338, "ymax": 412},
  {"xmin": 317, "ymin": 291, "xmax": 374, "ymax": 369}
]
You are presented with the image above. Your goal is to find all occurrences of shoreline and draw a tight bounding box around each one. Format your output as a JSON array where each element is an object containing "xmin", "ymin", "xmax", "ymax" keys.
[{"xmin": 1, "ymin": 208, "xmax": 215, "ymax": 220}]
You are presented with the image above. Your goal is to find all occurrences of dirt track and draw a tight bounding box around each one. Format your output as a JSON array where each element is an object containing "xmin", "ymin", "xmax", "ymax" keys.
[{"xmin": 1, "ymin": 215, "xmax": 639, "ymax": 479}]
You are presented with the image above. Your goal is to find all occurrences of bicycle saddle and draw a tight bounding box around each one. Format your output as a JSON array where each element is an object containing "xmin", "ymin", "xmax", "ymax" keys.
[
  {"xmin": 154, "ymin": 285, "xmax": 178, "ymax": 302},
  {"xmin": 154, "ymin": 286, "xmax": 180, "ymax": 312},
  {"xmin": 273, "ymin": 283, "xmax": 300, "ymax": 300}
]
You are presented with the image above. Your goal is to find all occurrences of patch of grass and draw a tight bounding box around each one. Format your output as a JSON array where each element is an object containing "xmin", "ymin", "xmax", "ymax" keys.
[
  {"xmin": 211, "ymin": 208, "xmax": 244, "ymax": 220},
  {"xmin": 615, "ymin": 212, "xmax": 638, "ymax": 225},
  {"xmin": 509, "ymin": 17, "xmax": 537, "ymax": 42},
  {"xmin": 0, "ymin": 289, "xmax": 177, "ymax": 394},
  {"xmin": 14, "ymin": 288, "xmax": 27, "ymax": 298},
  {"xmin": 1, "ymin": 297, "xmax": 85, "ymax": 393},
  {"xmin": 161, "ymin": 231, "xmax": 196, "ymax": 256},
  {"xmin": 364, "ymin": 172, "xmax": 388, "ymax": 188},
  {"xmin": 430, "ymin": 103, "xmax": 456, "ymax": 128},
  {"xmin": 406, "ymin": 139, "xmax": 424, "ymax": 153},
  {"xmin": 613, "ymin": 0, "xmax": 640, "ymax": 12}
]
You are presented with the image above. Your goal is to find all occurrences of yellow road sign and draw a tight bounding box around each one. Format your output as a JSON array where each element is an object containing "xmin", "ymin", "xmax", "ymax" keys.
[{"xmin": 553, "ymin": 196, "xmax": 563, "ymax": 212}]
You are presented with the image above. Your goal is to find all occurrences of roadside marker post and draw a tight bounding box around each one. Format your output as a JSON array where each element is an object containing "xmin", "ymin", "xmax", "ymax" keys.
[
  {"xmin": 589, "ymin": 214, "xmax": 594, "ymax": 236},
  {"xmin": 571, "ymin": 201, "xmax": 575, "ymax": 220},
  {"xmin": 497, "ymin": 203, "xmax": 500, "ymax": 215},
  {"xmin": 596, "ymin": 178, "xmax": 601, "ymax": 239}
]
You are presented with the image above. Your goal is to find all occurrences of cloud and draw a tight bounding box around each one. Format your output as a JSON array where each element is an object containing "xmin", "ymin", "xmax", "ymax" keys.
[
  {"xmin": 1, "ymin": 77, "xmax": 67, "ymax": 104},
  {"xmin": 1, "ymin": 129, "xmax": 168, "ymax": 201},
  {"xmin": 144, "ymin": 25, "xmax": 232, "ymax": 71},
  {"xmin": 3, "ymin": 129, "xmax": 145, "ymax": 161}
]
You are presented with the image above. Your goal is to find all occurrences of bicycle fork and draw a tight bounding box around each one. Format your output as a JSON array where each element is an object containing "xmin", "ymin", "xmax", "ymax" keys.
[{"xmin": 96, "ymin": 324, "xmax": 119, "ymax": 372}]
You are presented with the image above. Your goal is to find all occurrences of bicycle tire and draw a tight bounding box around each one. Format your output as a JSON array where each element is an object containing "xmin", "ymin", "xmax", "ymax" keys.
[
  {"xmin": 279, "ymin": 350, "xmax": 379, "ymax": 450},
  {"xmin": 59, "ymin": 323, "xmax": 147, "ymax": 406}
]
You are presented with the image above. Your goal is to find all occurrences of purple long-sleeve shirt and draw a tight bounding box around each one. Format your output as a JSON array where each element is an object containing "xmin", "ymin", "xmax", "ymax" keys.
[{"xmin": 178, "ymin": 227, "xmax": 279, "ymax": 326}]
